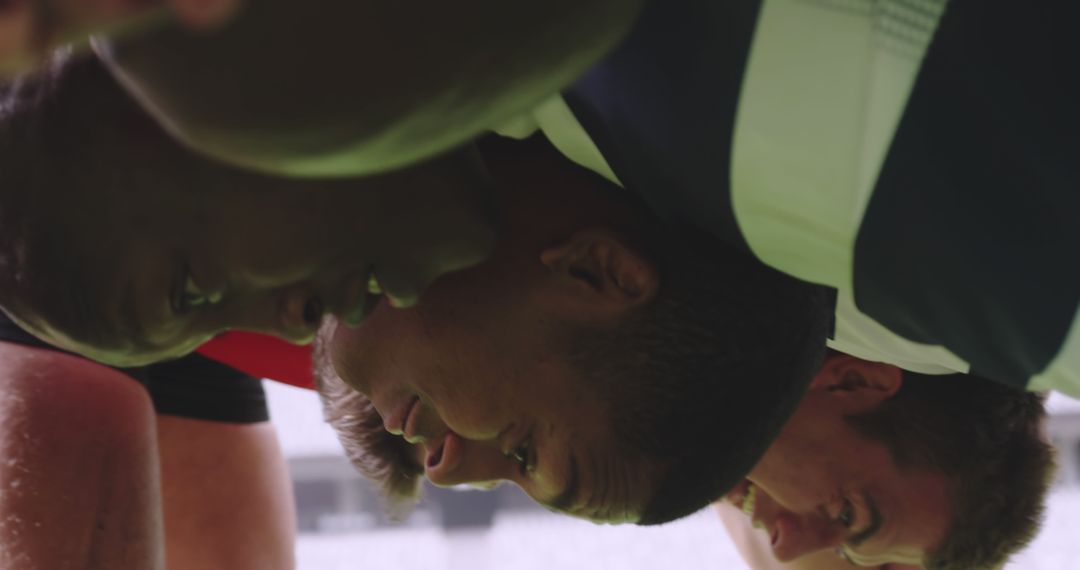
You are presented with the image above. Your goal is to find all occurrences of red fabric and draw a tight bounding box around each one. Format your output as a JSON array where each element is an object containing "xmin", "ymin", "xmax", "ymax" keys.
[{"xmin": 196, "ymin": 332, "xmax": 315, "ymax": 390}]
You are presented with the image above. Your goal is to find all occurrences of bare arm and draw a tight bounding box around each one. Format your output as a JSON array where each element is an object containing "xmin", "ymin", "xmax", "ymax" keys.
[
  {"xmin": 96, "ymin": 0, "xmax": 647, "ymax": 177},
  {"xmin": 157, "ymin": 416, "xmax": 296, "ymax": 570},
  {"xmin": 0, "ymin": 343, "xmax": 164, "ymax": 570},
  {"xmin": 0, "ymin": 340, "xmax": 294, "ymax": 570}
]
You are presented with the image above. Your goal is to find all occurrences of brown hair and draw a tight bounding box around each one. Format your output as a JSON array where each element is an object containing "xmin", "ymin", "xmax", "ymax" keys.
[
  {"xmin": 312, "ymin": 335, "xmax": 423, "ymax": 520},
  {"xmin": 846, "ymin": 370, "xmax": 1055, "ymax": 570}
]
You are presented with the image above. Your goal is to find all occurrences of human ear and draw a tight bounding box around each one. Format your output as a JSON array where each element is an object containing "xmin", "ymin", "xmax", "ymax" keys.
[
  {"xmin": 808, "ymin": 353, "xmax": 903, "ymax": 411},
  {"xmin": 538, "ymin": 229, "xmax": 659, "ymax": 311}
]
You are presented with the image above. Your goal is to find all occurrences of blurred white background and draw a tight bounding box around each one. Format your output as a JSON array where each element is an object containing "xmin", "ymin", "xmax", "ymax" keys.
[{"xmin": 267, "ymin": 383, "xmax": 1080, "ymax": 570}]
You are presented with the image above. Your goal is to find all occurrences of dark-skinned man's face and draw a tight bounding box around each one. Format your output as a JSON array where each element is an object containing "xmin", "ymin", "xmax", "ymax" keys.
[{"xmin": 3, "ymin": 58, "xmax": 495, "ymax": 365}]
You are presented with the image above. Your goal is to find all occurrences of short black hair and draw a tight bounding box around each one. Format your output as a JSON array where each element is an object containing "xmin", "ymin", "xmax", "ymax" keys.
[
  {"xmin": 0, "ymin": 52, "xmax": 167, "ymax": 346},
  {"xmin": 569, "ymin": 226, "xmax": 831, "ymax": 525},
  {"xmin": 0, "ymin": 52, "xmax": 77, "ymax": 338},
  {"xmin": 847, "ymin": 371, "xmax": 1054, "ymax": 570}
]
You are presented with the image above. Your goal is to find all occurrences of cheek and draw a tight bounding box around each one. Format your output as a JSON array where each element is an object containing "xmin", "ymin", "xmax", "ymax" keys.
[
  {"xmin": 421, "ymin": 379, "xmax": 512, "ymax": 439},
  {"xmin": 752, "ymin": 448, "xmax": 836, "ymax": 509},
  {"xmin": 342, "ymin": 177, "xmax": 494, "ymax": 272},
  {"xmin": 212, "ymin": 234, "xmax": 323, "ymax": 285},
  {"xmin": 403, "ymin": 336, "xmax": 517, "ymax": 434},
  {"xmin": 757, "ymin": 479, "xmax": 828, "ymax": 516},
  {"xmin": 201, "ymin": 195, "xmax": 345, "ymax": 282},
  {"xmin": 750, "ymin": 488, "xmax": 789, "ymax": 522}
]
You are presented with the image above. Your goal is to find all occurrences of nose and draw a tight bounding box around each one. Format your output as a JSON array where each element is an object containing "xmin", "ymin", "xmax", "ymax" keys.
[
  {"xmin": 373, "ymin": 230, "xmax": 494, "ymax": 309},
  {"xmin": 275, "ymin": 284, "xmax": 325, "ymax": 342},
  {"xmin": 219, "ymin": 283, "xmax": 324, "ymax": 344},
  {"xmin": 422, "ymin": 434, "xmax": 516, "ymax": 490},
  {"xmin": 770, "ymin": 510, "xmax": 846, "ymax": 562},
  {"xmin": 374, "ymin": 264, "xmax": 445, "ymax": 309}
]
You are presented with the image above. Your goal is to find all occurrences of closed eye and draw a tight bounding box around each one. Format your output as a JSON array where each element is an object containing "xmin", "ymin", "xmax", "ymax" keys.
[
  {"xmin": 510, "ymin": 438, "xmax": 535, "ymax": 476},
  {"xmin": 838, "ymin": 498, "xmax": 856, "ymax": 528},
  {"xmin": 173, "ymin": 265, "xmax": 223, "ymax": 315},
  {"xmin": 181, "ymin": 275, "xmax": 209, "ymax": 311}
]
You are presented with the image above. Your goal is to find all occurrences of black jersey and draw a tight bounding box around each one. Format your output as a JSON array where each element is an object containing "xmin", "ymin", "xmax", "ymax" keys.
[{"xmin": 519, "ymin": 0, "xmax": 1079, "ymax": 392}]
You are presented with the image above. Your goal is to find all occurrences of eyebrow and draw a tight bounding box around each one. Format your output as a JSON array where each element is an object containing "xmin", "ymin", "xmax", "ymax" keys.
[
  {"xmin": 547, "ymin": 451, "xmax": 581, "ymax": 514},
  {"xmin": 849, "ymin": 494, "xmax": 884, "ymax": 547}
]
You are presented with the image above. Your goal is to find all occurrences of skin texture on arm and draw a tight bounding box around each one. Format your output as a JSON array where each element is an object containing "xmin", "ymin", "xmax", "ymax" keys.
[
  {"xmin": 0, "ymin": 342, "xmax": 164, "ymax": 570},
  {"xmin": 0, "ymin": 339, "xmax": 295, "ymax": 570},
  {"xmin": 96, "ymin": 0, "xmax": 648, "ymax": 176},
  {"xmin": 714, "ymin": 502, "xmax": 921, "ymax": 570},
  {"xmin": 157, "ymin": 416, "xmax": 296, "ymax": 570}
]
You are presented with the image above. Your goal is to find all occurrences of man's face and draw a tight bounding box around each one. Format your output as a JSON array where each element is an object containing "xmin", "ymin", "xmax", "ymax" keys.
[
  {"xmin": 722, "ymin": 359, "xmax": 952, "ymax": 567},
  {"xmin": 322, "ymin": 257, "xmax": 658, "ymax": 524},
  {"xmin": 7, "ymin": 119, "xmax": 494, "ymax": 366}
]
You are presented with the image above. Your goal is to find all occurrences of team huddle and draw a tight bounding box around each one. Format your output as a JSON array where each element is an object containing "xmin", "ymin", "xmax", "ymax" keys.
[{"xmin": 0, "ymin": 0, "xmax": 1075, "ymax": 569}]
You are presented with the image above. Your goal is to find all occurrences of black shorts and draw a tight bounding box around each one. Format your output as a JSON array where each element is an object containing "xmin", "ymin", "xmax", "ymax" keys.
[{"xmin": 0, "ymin": 313, "xmax": 268, "ymax": 424}]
